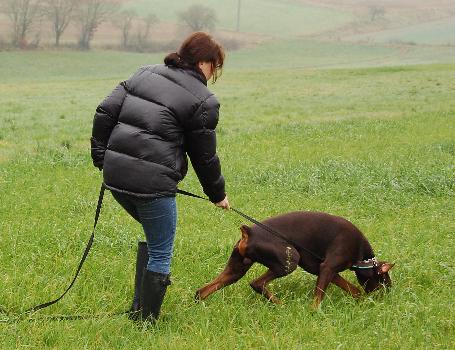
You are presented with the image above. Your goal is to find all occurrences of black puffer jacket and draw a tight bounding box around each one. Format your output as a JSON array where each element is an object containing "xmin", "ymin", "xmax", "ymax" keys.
[{"xmin": 90, "ymin": 64, "xmax": 225, "ymax": 203}]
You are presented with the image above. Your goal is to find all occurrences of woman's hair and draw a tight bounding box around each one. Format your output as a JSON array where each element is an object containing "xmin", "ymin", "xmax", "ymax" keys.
[{"xmin": 164, "ymin": 32, "xmax": 225, "ymax": 83}]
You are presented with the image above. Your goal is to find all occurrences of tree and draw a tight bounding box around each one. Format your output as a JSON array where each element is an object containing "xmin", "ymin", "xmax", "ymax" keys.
[
  {"xmin": 178, "ymin": 4, "xmax": 217, "ymax": 32},
  {"xmin": 135, "ymin": 13, "xmax": 158, "ymax": 50},
  {"xmin": 369, "ymin": 5, "xmax": 385, "ymax": 22},
  {"xmin": 74, "ymin": 0, "xmax": 118, "ymax": 50},
  {"xmin": 114, "ymin": 8, "xmax": 136, "ymax": 49},
  {"xmin": 42, "ymin": 0, "xmax": 76, "ymax": 47},
  {"xmin": 0, "ymin": 0, "xmax": 43, "ymax": 48}
]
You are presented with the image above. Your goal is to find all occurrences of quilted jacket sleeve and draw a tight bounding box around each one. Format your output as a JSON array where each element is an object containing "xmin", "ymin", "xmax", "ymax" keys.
[
  {"xmin": 90, "ymin": 82, "xmax": 127, "ymax": 169},
  {"xmin": 184, "ymin": 94, "xmax": 226, "ymax": 203}
]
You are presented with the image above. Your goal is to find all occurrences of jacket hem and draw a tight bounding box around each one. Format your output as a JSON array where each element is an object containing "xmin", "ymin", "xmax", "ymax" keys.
[{"xmin": 104, "ymin": 183, "xmax": 177, "ymax": 199}]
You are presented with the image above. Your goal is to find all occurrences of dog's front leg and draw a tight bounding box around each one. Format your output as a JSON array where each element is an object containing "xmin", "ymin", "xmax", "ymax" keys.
[
  {"xmin": 195, "ymin": 246, "xmax": 253, "ymax": 301},
  {"xmin": 313, "ymin": 262, "xmax": 336, "ymax": 309},
  {"xmin": 249, "ymin": 269, "xmax": 283, "ymax": 304},
  {"xmin": 331, "ymin": 274, "xmax": 361, "ymax": 298}
]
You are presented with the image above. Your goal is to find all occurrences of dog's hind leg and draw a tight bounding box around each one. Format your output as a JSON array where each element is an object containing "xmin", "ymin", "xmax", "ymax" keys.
[
  {"xmin": 250, "ymin": 245, "xmax": 300, "ymax": 304},
  {"xmin": 195, "ymin": 245, "xmax": 253, "ymax": 301},
  {"xmin": 331, "ymin": 274, "xmax": 361, "ymax": 299},
  {"xmin": 249, "ymin": 269, "xmax": 286, "ymax": 304}
]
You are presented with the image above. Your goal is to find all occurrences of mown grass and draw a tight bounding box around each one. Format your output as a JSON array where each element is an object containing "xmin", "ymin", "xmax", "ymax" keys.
[{"xmin": 0, "ymin": 48, "xmax": 454, "ymax": 349}]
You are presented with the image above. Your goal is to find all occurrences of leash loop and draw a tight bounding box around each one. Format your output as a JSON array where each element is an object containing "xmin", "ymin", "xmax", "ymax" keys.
[
  {"xmin": 24, "ymin": 184, "xmax": 106, "ymax": 314},
  {"xmin": 0, "ymin": 184, "xmax": 106, "ymax": 323}
]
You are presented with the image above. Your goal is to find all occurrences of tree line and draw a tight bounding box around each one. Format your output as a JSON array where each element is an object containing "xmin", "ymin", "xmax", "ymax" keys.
[{"xmin": 0, "ymin": 0, "xmax": 219, "ymax": 50}]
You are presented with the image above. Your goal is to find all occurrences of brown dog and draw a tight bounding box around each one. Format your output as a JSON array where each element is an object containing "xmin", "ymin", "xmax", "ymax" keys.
[{"xmin": 196, "ymin": 211, "xmax": 394, "ymax": 307}]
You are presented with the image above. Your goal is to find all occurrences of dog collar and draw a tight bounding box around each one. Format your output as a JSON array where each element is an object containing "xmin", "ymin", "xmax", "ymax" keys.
[{"xmin": 351, "ymin": 257, "xmax": 378, "ymax": 270}]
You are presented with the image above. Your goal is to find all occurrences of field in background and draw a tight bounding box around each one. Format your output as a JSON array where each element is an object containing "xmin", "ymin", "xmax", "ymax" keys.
[
  {"xmin": 347, "ymin": 17, "xmax": 455, "ymax": 45},
  {"xmin": 0, "ymin": 44, "xmax": 454, "ymax": 348},
  {"xmin": 130, "ymin": 0, "xmax": 355, "ymax": 37},
  {"xmin": 1, "ymin": 0, "xmax": 454, "ymax": 49},
  {"xmin": 1, "ymin": 39, "xmax": 454, "ymax": 86},
  {"xmin": 228, "ymin": 39, "xmax": 455, "ymax": 68},
  {"xmin": 0, "ymin": 0, "xmax": 355, "ymax": 48}
]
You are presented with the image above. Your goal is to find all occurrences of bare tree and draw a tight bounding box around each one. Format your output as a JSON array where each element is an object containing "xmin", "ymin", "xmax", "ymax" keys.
[
  {"xmin": 369, "ymin": 5, "xmax": 385, "ymax": 22},
  {"xmin": 74, "ymin": 0, "xmax": 118, "ymax": 50},
  {"xmin": 178, "ymin": 4, "xmax": 217, "ymax": 32},
  {"xmin": 42, "ymin": 0, "xmax": 76, "ymax": 47},
  {"xmin": 114, "ymin": 8, "xmax": 136, "ymax": 49},
  {"xmin": 135, "ymin": 13, "xmax": 158, "ymax": 50},
  {"xmin": 0, "ymin": 0, "xmax": 43, "ymax": 47}
]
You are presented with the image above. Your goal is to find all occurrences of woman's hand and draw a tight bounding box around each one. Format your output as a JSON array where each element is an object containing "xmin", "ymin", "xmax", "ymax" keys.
[{"xmin": 215, "ymin": 196, "xmax": 230, "ymax": 210}]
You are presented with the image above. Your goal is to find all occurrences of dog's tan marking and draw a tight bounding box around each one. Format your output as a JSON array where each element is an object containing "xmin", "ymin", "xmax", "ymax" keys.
[
  {"xmin": 285, "ymin": 246, "xmax": 292, "ymax": 273},
  {"xmin": 238, "ymin": 226, "xmax": 249, "ymax": 257}
]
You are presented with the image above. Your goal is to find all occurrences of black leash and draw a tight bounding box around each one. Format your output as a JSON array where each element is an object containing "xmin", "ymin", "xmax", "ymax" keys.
[
  {"xmin": 176, "ymin": 189, "xmax": 324, "ymax": 262},
  {"xmin": 1, "ymin": 185, "xmax": 324, "ymax": 323},
  {"xmin": 178, "ymin": 191, "xmax": 376, "ymax": 271}
]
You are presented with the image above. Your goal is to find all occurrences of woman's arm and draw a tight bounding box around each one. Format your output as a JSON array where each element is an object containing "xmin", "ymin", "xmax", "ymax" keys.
[
  {"xmin": 90, "ymin": 82, "xmax": 127, "ymax": 169},
  {"xmin": 184, "ymin": 94, "xmax": 226, "ymax": 203}
]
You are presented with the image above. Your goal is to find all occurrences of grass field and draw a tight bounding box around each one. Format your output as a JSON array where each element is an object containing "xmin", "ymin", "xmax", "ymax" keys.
[
  {"xmin": 1, "ymin": 38, "xmax": 455, "ymax": 83},
  {"xmin": 0, "ymin": 44, "xmax": 454, "ymax": 349}
]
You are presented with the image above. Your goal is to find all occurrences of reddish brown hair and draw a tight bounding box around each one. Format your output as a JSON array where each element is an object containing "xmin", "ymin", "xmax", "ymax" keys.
[{"xmin": 164, "ymin": 32, "xmax": 225, "ymax": 83}]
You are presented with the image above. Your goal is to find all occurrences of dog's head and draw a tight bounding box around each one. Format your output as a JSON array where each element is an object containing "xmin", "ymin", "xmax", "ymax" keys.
[{"xmin": 354, "ymin": 261, "xmax": 394, "ymax": 293}]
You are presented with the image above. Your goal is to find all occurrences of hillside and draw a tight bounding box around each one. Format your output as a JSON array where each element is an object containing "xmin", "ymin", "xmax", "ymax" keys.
[
  {"xmin": 128, "ymin": 0, "xmax": 355, "ymax": 37},
  {"xmin": 0, "ymin": 0, "xmax": 453, "ymax": 65},
  {"xmin": 301, "ymin": 0, "xmax": 455, "ymax": 45}
]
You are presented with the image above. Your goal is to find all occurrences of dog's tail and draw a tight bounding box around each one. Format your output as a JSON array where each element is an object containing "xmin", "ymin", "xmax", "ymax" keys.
[
  {"xmin": 240, "ymin": 225, "xmax": 250, "ymax": 239},
  {"xmin": 238, "ymin": 225, "xmax": 250, "ymax": 258}
]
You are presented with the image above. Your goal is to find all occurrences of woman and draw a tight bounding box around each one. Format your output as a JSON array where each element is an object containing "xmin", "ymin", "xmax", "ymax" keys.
[{"xmin": 90, "ymin": 32, "xmax": 229, "ymax": 322}]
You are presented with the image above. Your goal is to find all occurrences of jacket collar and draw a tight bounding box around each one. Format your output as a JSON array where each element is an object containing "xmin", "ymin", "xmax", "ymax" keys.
[{"xmin": 187, "ymin": 68, "xmax": 207, "ymax": 86}]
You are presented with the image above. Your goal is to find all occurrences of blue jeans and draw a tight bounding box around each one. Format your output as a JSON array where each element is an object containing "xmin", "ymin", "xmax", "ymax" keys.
[{"xmin": 112, "ymin": 192, "xmax": 177, "ymax": 275}]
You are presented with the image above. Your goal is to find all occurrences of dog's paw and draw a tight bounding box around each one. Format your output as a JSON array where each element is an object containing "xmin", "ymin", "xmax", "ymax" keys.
[
  {"xmin": 310, "ymin": 298, "xmax": 322, "ymax": 312},
  {"xmin": 195, "ymin": 288, "xmax": 209, "ymax": 302},
  {"xmin": 268, "ymin": 295, "xmax": 282, "ymax": 305}
]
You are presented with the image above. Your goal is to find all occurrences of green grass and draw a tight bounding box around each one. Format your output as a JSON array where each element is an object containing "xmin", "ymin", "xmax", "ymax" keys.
[
  {"xmin": 226, "ymin": 38, "xmax": 455, "ymax": 68},
  {"xmin": 129, "ymin": 0, "xmax": 354, "ymax": 37},
  {"xmin": 0, "ymin": 48, "xmax": 454, "ymax": 349}
]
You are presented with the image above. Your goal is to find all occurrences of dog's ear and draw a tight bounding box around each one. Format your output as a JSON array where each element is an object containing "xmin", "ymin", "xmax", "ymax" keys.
[
  {"xmin": 239, "ymin": 225, "xmax": 250, "ymax": 240},
  {"xmin": 377, "ymin": 262, "xmax": 395, "ymax": 274}
]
